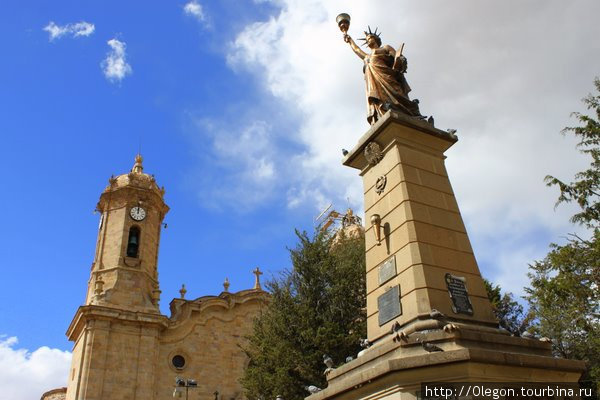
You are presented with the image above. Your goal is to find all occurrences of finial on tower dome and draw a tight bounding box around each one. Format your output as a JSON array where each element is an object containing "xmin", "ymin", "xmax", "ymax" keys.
[{"xmin": 131, "ymin": 154, "xmax": 144, "ymax": 174}]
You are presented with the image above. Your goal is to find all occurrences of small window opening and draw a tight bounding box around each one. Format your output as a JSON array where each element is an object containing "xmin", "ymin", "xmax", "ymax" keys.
[
  {"xmin": 127, "ymin": 226, "xmax": 140, "ymax": 258},
  {"xmin": 172, "ymin": 355, "xmax": 185, "ymax": 369}
]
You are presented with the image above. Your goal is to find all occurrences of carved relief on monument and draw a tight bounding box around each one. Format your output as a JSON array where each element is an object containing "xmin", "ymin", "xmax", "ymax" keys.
[
  {"xmin": 364, "ymin": 141, "xmax": 383, "ymax": 166},
  {"xmin": 375, "ymin": 175, "xmax": 387, "ymax": 194}
]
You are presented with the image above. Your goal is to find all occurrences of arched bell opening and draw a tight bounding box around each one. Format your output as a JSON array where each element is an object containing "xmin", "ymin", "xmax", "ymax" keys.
[{"xmin": 126, "ymin": 226, "xmax": 141, "ymax": 258}]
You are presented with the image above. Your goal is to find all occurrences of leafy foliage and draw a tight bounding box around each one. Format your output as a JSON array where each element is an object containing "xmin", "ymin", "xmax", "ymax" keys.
[
  {"xmin": 545, "ymin": 78, "xmax": 600, "ymax": 229},
  {"xmin": 241, "ymin": 229, "xmax": 366, "ymax": 400},
  {"xmin": 483, "ymin": 279, "xmax": 533, "ymax": 336},
  {"xmin": 527, "ymin": 78, "xmax": 600, "ymax": 395},
  {"xmin": 526, "ymin": 234, "xmax": 600, "ymax": 394}
]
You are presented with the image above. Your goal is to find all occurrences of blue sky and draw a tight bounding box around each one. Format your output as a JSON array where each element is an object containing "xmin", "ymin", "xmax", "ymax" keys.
[
  {"xmin": 1, "ymin": 1, "xmax": 600, "ymax": 397},
  {"xmin": 0, "ymin": 0, "xmax": 312, "ymax": 350}
]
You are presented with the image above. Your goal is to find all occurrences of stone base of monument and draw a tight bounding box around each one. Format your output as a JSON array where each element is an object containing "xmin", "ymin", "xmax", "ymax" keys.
[
  {"xmin": 308, "ymin": 328, "xmax": 584, "ymax": 399},
  {"xmin": 306, "ymin": 111, "xmax": 585, "ymax": 400}
]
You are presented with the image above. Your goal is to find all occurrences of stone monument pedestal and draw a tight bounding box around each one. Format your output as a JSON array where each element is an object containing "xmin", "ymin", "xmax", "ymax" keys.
[{"xmin": 307, "ymin": 111, "xmax": 584, "ymax": 400}]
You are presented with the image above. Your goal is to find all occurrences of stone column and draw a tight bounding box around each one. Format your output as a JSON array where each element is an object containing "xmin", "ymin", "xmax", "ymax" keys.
[{"xmin": 343, "ymin": 111, "xmax": 495, "ymax": 341}]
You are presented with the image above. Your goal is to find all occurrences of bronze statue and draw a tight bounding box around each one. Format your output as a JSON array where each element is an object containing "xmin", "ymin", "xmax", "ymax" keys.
[{"xmin": 337, "ymin": 14, "xmax": 422, "ymax": 125}]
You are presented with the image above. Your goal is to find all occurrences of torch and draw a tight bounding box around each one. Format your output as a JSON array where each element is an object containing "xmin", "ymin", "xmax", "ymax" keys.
[{"xmin": 336, "ymin": 13, "xmax": 351, "ymax": 35}]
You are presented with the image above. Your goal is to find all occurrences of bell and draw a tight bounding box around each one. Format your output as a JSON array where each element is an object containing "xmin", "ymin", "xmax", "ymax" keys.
[{"xmin": 127, "ymin": 232, "xmax": 139, "ymax": 257}]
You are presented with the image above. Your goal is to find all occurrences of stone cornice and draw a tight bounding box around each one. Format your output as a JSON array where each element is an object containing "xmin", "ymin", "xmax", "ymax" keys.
[
  {"xmin": 169, "ymin": 289, "xmax": 269, "ymax": 323},
  {"xmin": 308, "ymin": 327, "xmax": 586, "ymax": 400},
  {"xmin": 342, "ymin": 110, "xmax": 458, "ymax": 171},
  {"xmin": 66, "ymin": 305, "xmax": 169, "ymax": 341},
  {"xmin": 309, "ymin": 346, "xmax": 586, "ymax": 400},
  {"xmin": 97, "ymin": 185, "xmax": 169, "ymax": 216},
  {"xmin": 40, "ymin": 387, "xmax": 66, "ymax": 400},
  {"xmin": 67, "ymin": 291, "xmax": 269, "ymax": 341},
  {"xmin": 163, "ymin": 289, "xmax": 269, "ymax": 341},
  {"xmin": 92, "ymin": 266, "xmax": 159, "ymax": 286}
]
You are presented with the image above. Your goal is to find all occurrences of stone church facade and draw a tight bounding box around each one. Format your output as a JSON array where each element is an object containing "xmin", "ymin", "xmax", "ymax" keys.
[{"xmin": 42, "ymin": 155, "xmax": 268, "ymax": 400}]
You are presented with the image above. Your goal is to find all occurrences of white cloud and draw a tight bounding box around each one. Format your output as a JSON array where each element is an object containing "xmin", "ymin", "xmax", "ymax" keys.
[
  {"xmin": 0, "ymin": 336, "xmax": 71, "ymax": 400},
  {"xmin": 225, "ymin": 1, "xmax": 600, "ymax": 295},
  {"xmin": 43, "ymin": 21, "xmax": 95, "ymax": 41},
  {"xmin": 254, "ymin": 157, "xmax": 275, "ymax": 180},
  {"xmin": 187, "ymin": 119, "xmax": 281, "ymax": 210},
  {"xmin": 101, "ymin": 38, "xmax": 132, "ymax": 83},
  {"xmin": 184, "ymin": 1, "xmax": 206, "ymax": 22}
]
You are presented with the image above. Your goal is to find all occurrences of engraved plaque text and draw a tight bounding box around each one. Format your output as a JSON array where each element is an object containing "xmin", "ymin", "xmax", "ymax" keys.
[
  {"xmin": 378, "ymin": 285, "xmax": 402, "ymax": 326},
  {"xmin": 378, "ymin": 256, "xmax": 396, "ymax": 285},
  {"xmin": 445, "ymin": 273, "xmax": 473, "ymax": 315}
]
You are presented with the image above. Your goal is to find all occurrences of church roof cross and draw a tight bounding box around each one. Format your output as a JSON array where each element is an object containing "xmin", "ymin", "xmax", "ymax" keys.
[{"xmin": 253, "ymin": 267, "xmax": 263, "ymax": 290}]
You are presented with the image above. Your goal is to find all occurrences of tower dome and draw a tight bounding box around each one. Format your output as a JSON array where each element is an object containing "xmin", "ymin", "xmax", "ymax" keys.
[{"xmin": 103, "ymin": 154, "xmax": 165, "ymax": 199}]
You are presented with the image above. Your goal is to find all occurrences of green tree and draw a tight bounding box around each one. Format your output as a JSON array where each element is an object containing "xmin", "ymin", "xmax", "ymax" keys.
[
  {"xmin": 241, "ymin": 229, "xmax": 366, "ymax": 400},
  {"xmin": 483, "ymin": 279, "xmax": 533, "ymax": 336},
  {"xmin": 545, "ymin": 79, "xmax": 600, "ymax": 229},
  {"xmin": 526, "ymin": 78, "xmax": 600, "ymax": 394},
  {"xmin": 526, "ymin": 235, "xmax": 600, "ymax": 392}
]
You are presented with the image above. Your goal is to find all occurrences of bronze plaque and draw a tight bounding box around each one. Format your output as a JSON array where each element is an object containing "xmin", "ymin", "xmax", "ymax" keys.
[
  {"xmin": 378, "ymin": 256, "xmax": 396, "ymax": 285},
  {"xmin": 445, "ymin": 273, "xmax": 473, "ymax": 315},
  {"xmin": 378, "ymin": 285, "xmax": 401, "ymax": 326}
]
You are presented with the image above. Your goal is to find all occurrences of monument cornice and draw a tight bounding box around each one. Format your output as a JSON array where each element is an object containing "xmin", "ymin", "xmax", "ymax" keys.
[
  {"xmin": 311, "ymin": 343, "xmax": 585, "ymax": 400},
  {"xmin": 342, "ymin": 111, "xmax": 458, "ymax": 171}
]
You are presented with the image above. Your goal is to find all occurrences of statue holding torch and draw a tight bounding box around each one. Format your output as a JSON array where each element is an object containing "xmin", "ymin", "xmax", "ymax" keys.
[{"xmin": 337, "ymin": 13, "xmax": 422, "ymax": 125}]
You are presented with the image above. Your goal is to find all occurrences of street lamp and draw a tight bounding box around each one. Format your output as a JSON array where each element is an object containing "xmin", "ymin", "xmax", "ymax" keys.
[{"xmin": 173, "ymin": 377, "xmax": 198, "ymax": 399}]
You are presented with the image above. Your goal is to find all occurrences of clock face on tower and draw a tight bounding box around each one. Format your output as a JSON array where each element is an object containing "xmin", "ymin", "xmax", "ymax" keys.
[{"xmin": 130, "ymin": 206, "xmax": 146, "ymax": 221}]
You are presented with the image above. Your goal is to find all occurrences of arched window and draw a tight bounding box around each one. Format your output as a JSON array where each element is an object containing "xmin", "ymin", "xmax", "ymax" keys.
[{"xmin": 127, "ymin": 226, "xmax": 140, "ymax": 258}]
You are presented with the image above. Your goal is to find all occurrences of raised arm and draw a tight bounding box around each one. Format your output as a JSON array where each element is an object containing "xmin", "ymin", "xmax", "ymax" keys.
[{"xmin": 344, "ymin": 34, "xmax": 367, "ymax": 60}]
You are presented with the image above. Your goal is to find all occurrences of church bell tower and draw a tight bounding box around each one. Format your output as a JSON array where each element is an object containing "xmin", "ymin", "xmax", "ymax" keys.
[
  {"xmin": 65, "ymin": 155, "xmax": 170, "ymax": 400},
  {"xmin": 86, "ymin": 154, "xmax": 169, "ymax": 313},
  {"xmin": 60, "ymin": 154, "xmax": 270, "ymax": 400}
]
